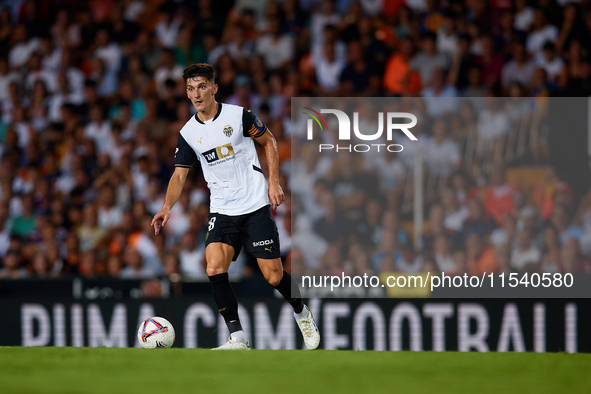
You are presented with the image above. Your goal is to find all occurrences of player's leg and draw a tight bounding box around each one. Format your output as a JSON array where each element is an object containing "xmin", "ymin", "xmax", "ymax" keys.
[
  {"xmin": 240, "ymin": 206, "xmax": 303, "ymax": 311},
  {"xmin": 257, "ymin": 257, "xmax": 320, "ymax": 350},
  {"xmin": 205, "ymin": 210, "xmax": 250, "ymax": 350},
  {"xmin": 257, "ymin": 257, "xmax": 303, "ymax": 312},
  {"xmin": 207, "ymin": 242, "xmax": 250, "ymax": 350},
  {"xmin": 243, "ymin": 205, "xmax": 320, "ymax": 349}
]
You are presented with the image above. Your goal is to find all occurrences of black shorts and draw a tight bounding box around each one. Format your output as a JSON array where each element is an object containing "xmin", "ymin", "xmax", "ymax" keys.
[{"xmin": 205, "ymin": 205, "xmax": 281, "ymax": 261}]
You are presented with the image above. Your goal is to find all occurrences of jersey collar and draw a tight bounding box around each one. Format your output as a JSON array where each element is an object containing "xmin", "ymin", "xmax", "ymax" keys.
[{"xmin": 194, "ymin": 102, "xmax": 222, "ymax": 124}]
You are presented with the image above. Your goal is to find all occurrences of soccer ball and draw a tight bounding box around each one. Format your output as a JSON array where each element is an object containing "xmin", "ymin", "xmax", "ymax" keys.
[{"xmin": 138, "ymin": 317, "xmax": 175, "ymax": 348}]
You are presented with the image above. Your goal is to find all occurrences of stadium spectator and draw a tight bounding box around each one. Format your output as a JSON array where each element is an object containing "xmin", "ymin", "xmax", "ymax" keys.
[
  {"xmin": 178, "ymin": 231, "xmax": 206, "ymax": 279},
  {"xmin": 319, "ymin": 244, "xmax": 347, "ymax": 276},
  {"xmin": 490, "ymin": 213, "xmax": 517, "ymax": 249},
  {"xmin": 155, "ymin": 10, "xmax": 181, "ymax": 49},
  {"xmin": 372, "ymin": 229, "xmax": 397, "ymax": 273},
  {"xmin": 475, "ymin": 36, "xmax": 504, "ymax": 88},
  {"xmin": 551, "ymin": 204, "xmax": 584, "ymax": 245},
  {"xmin": 396, "ymin": 240, "xmax": 423, "ymax": 273},
  {"xmin": 423, "ymin": 203, "xmax": 448, "ymax": 250},
  {"xmin": 511, "ymin": 228, "xmax": 541, "ymax": 272},
  {"xmin": 105, "ymin": 254, "xmax": 123, "ymax": 278},
  {"xmin": 494, "ymin": 11, "xmax": 527, "ymax": 56},
  {"xmin": 423, "ymin": 118, "xmax": 460, "ymax": 176},
  {"xmin": 448, "ymin": 35, "xmax": 477, "ymax": 92},
  {"xmin": 383, "ymin": 37, "xmax": 418, "ymax": 95},
  {"xmin": 421, "ymin": 68, "xmax": 459, "ymax": 118},
  {"xmin": 314, "ymin": 189, "xmax": 351, "ymax": 248},
  {"xmin": 329, "ymin": 153, "xmax": 375, "ymax": 221},
  {"xmin": 10, "ymin": 193, "xmax": 37, "ymax": 239},
  {"xmin": 537, "ymin": 42, "xmax": 564, "ymax": 83},
  {"xmin": 526, "ymin": 9, "xmax": 558, "ymax": 57},
  {"xmin": 465, "ymin": 232, "xmax": 499, "ymax": 275},
  {"xmin": 8, "ymin": 24, "xmax": 40, "ymax": 69},
  {"xmin": 462, "ymin": 198, "xmax": 497, "ymax": 242},
  {"xmin": 440, "ymin": 186, "xmax": 468, "ymax": 233},
  {"xmin": 309, "ymin": 0, "xmax": 341, "ymax": 60},
  {"xmin": 0, "ymin": 249, "xmax": 29, "ymax": 279},
  {"xmin": 514, "ymin": 0, "xmax": 534, "ymax": 32},
  {"xmin": 348, "ymin": 242, "xmax": 375, "ymax": 276},
  {"xmin": 501, "ymin": 41, "xmax": 536, "ymax": 91},
  {"xmin": 93, "ymin": 29, "xmax": 122, "ymax": 73},
  {"xmin": 493, "ymin": 243, "xmax": 512, "ymax": 274},
  {"xmin": 411, "ymin": 32, "xmax": 449, "ymax": 88},
  {"xmin": 76, "ymin": 203, "xmax": 107, "ymax": 252},
  {"xmin": 483, "ymin": 163, "xmax": 518, "ymax": 225},
  {"xmin": 433, "ymin": 234, "xmax": 455, "ymax": 273},
  {"xmin": 560, "ymin": 237, "xmax": 582, "ymax": 274},
  {"xmin": 120, "ymin": 246, "xmax": 157, "ymax": 279},
  {"xmin": 452, "ymin": 249, "xmax": 467, "ymax": 276},
  {"xmin": 354, "ymin": 198, "xmax": 384, "ymax": 246},
  {"xmin": 256, "ymin": 17, "xmax": 295, "ymax": 71},
  {"xmin": 540, "ymin": 224, "xmax": 561, "ymax": 273},
  {"xmin": 375, "ymin": 209, "xmax": 409, "ymax": 249},
  {"xmin": 534, "ymin": 165, "xmax": 573, "ymax": 220},
  {"xmin": 97, "ymin": 185, "xmax": 123, "ymax": 229},
  {"xmin": 517, "ymin": 205, "xmax": 543, "ymax": 247},
  {"xmin": 339, "ymin": 40, "xmax": 380, "ymax": 96},
  {"xmin": 154, "ymin": 49, "xmax": 184, "ymax": 99}
]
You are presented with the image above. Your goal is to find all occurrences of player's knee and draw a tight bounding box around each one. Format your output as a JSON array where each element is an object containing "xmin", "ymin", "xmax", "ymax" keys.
[
  {"xmin": 207, "ymin": 267, "xmax": 227, "ymax": 276},
  {"xmin": 266, "ymin": 269, "xmax": 283, "ymax": 287},
  {"xmin": 206, "ymin": 260, "xmax": 228, "ymax": 276}
]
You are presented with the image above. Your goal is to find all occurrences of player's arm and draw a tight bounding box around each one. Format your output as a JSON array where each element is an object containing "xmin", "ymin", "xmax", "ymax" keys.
[
  {"xmin": 151, "ymin": 166, "xmax": 190, "ymax": 235},
  {"xmin": 152, "ymin": 132, "xmax": 197, "ymax": 235},
  {"xmin": 254, "ymin": 129, "xmax": 284, "ymax": 209},
  {"xmin": 243, "ymin": 108, "xmax": 285, "ymax": 209}
]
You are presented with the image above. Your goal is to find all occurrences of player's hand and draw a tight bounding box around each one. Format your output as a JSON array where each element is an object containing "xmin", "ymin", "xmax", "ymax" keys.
[
  {"xmin": 269, "ymin": 183, "xmax": 284, "ymax": 210},
  {"xmin": 151, "ymin": 208, "xmax": 171, "ymax": 235}
]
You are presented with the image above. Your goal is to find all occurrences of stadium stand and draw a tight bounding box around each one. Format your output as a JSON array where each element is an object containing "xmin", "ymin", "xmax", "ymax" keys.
[{"xmin": 1, "ymin": 0, "xmax": 591, "ymax": 282}]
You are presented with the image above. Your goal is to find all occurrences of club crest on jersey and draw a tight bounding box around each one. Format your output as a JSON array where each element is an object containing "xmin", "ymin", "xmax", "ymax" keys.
[{"xmin": 223, "ymin": 125, "xmax": 233, "ymax": 137}]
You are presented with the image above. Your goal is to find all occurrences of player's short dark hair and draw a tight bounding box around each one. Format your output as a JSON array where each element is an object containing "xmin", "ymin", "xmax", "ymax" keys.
[{"xmin": 183, "ymin": 63, "xmax": 216, "ymax": 84}]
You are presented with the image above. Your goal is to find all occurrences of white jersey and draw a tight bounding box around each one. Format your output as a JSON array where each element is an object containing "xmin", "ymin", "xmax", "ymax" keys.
[{"xmin": 175, "ymin": 103, "xmax": 269, "ymax": 215}]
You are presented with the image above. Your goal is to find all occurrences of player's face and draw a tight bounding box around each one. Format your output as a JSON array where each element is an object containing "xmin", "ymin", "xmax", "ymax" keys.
[{"xmin": 186, "ymin": 77, "xmax": 218, "ymax": 112}]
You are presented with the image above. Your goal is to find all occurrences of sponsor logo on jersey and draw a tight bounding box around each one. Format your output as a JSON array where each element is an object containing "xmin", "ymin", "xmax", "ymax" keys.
[
  {"xmin": 265, "ymin": 247, "xmax": 273, "ymax": 253},
  {"xmin": 223, "ymin": 125, "xmax": 233, "ymax": 137},
  {"xmin": 202, "ymin": 143, "xmax": 235, "ymax": 163},
  {"xmin": 195, "ymin": 137, "xmax": 203, "ymax": 144},
  {"xmin": 253, "ymin": 239, "xmax": 274, "ymax": 247}
]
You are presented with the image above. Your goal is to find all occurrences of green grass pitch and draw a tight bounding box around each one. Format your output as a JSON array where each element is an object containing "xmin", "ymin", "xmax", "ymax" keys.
[{"xmin": 1, "ymin": 347, "xmax": 590, "ymax": 394}]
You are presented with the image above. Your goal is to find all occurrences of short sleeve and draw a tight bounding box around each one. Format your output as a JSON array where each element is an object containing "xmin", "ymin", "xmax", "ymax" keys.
[
  {"xmin": 174, "ymin": 133, "xmax": 197, "ymax": 167},
  {"xmin": 242, "ymin": 108, "xmax": 267, "ymax": 138}
]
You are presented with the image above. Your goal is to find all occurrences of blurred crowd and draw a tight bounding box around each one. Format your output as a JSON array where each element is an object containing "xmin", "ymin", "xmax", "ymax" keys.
[
  {"xmin": 0, "ymin": 0, "xmax": 591, "ymax": 280},
  {"xmin": 291, "ymin": 138, "xmax": 591, "ymax": 278}
]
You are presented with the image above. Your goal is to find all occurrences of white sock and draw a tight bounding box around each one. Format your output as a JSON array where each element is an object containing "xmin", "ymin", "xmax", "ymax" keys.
[
  {"xmin": 230, "ymin": 330, "xmax": 246, "ymax": 342},
  {"xmin": 294, "ymin": 305, "xmax": 309, "ymax": 320}
]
